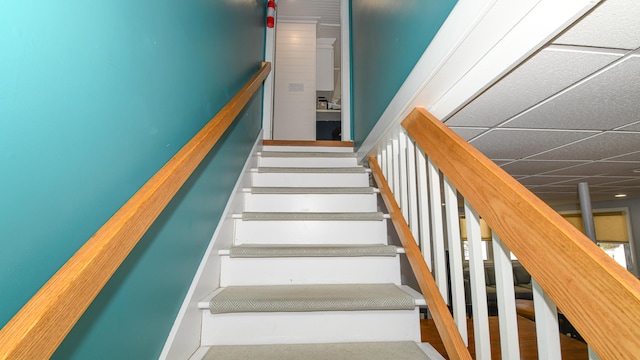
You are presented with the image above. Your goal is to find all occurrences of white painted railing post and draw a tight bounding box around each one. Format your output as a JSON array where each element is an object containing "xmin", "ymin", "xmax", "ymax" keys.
[
  {"xmin": 464, "ymin": 201, "xmax": 491, "ymax": 360},
  {"xmin": 443, "ymin": 178, "xmax": 468, "ymax": 344},
  {"xmin": 428, "ymin": 159, "xmax": 448, "ymax": 302},
  {"xmin": 532, "ymin": 279, "xmax": 562, "ymax": 360},
  {"xmin": 492, "ymin": 234, "xmax": 521, "ymax": 359},
  {"xmin": 416, "ymin": 149, "xmax": 432, "ymax": 270},
  {"xmin": 386, "ymin": 141, "xmax": 393, "ymax": 194},
  {"xmin": 405, "ymin": 136, "xmax": 419, "ymax": 241},
  {"xmin": 398, "ymin": 132, "xmax": 410, "ymax": 221},
  {"xmin": 380, "ymin": 149, "xmax": 387, "ymax": 177},
  {"xmin": 391, "ymin": 139, "xmax": 401, "ymax": 204}
]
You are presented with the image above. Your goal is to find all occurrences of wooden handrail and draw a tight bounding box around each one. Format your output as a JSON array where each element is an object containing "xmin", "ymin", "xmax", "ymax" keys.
[
  {"xmin": 369, "ymin": 157, "xmax": 473, "ymax": 360},
  {"xmin": 0, "ymin": 62, "xmax": 271, "ymax": 359},
  {"xmin": 403, "ymin": 107, "xmax": 640, "ymax": 359}
]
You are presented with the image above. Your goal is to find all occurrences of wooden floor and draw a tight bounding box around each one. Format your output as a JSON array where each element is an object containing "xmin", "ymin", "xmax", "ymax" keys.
[{"xmin": 421, "ymin": 316, "xmax": 588, "ymax": 359}]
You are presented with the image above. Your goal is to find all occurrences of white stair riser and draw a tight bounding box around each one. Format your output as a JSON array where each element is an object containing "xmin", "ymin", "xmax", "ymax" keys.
[
  {"xmin": 201, "ymin": 309, "xmax": 421, "ymax": 346},
  {"xmin": 262, "ymin": 145, "xmax": 353, "ymax": 153},
  {"xmin": 234, "ymin": 220, "xmax": 388, "ymax": 245},
  {"xmin": 258, "ymin": 157, "xmax": 358, "ymax": 168},
  {"xmin": 220, "ymin": 256, "xmax": 401, "ymax": 286},
  {"xmin": 244, "ymin": 193, "xmax": 377, "ymax": 212},
  {"xmin": 252, "ymin": 172, "xmax": 369, "ymax": 187}
]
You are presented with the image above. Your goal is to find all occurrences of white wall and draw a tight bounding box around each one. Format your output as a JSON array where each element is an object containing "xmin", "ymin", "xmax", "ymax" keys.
[{"xmin": 273, "ymin": 21, "xmax": 316, "ymax": 140}]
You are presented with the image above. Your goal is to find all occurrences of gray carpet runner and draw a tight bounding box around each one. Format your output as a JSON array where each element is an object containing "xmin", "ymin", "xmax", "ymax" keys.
[
  {"xmin": 229, "ymin": 244, "xmax": 397, "ymax": 258},
  {"xmin": 257, "ymin": 167, "xmax": 366, "ymax": 173},
  {"xmin": 259, "ymin": 151, "xmax": 358, "ymax": 158},
  {"xmin": 203, "ymin": 341, "xmax": 431, "ymax": 360},
  {"xmin": 209, "ymin": 284, "xmax": 415, "ymax": 314},
  {"xmin": 241, "ymin": 211, "xmax": 385, "ymax": 221},
  {"xmin": 251, "ymin": 186, "xmax": 376, "ymax": 194}
]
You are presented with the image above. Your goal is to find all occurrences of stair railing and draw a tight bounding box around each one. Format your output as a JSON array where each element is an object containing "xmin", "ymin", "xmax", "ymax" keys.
[
  {"xmin": 368, "ymin": 107, "xmax": 640, "ymax": 359},
  {"xmin": 0, "ymin": 62, "xmax": 271, "ymax": 360}
]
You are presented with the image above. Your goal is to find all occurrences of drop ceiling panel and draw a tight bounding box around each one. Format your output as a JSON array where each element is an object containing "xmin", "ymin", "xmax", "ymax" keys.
[
  {"xmin": 607, "ymin": 151, "xmax": 640, "ymax": 161},
  {"xmin": 553, "ymin": 0, "xmax": 640, "ymax": 50},
  {"xmin": 544, "ymin": 161, "xmax": 640, "ymax": 177},
  {"xmin": 517, "ymin": 176, "xmax": 583, "ymax": 186},
  {"xmin": 449, "ymin": 127, "xmax": 488, "ymax": 140},
  {"xmin": 500, "ymin": 160, "xmax": 590, "ymax": 176},
  {"xmin": 596, "ymin": 178, "xmax": 640, "ymax": 187},
  {"xmin": 444, "ymin": 48, "xmax": 621, "ymax": 127},
  {"xmin": 618, "ymin": 122, "xmax": 640, "ymax": 131},
  {"xmin": 505, "ymin": 56, "xmax": 640, "ymax": 130},
  {"xmin": 530, "ymin": 132, "xmax": 640, "ymax": 161},
  {"xmin": 469, "ymin": 129, "xmax": 597, "ymax": 160}
]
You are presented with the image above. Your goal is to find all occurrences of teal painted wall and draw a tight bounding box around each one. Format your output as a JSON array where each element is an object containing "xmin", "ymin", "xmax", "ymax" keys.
[
  {"xmin": 350, "ymin": 0, "xmax": 457, "ymax": 146},
  {"xmin": 0, "ymin": 1, "xmax": 265, "ymax": 358}
]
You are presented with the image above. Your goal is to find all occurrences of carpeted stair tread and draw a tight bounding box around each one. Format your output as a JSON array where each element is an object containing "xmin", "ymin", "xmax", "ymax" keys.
[
  {"xmin": 241, "ymin": 212, "xmax": 385, "ymax": 221},
  {"xmin": 203, "ymin": 341, "xmax": 432, "ymax": 360},
  {"xmin": 257, "ymin": 167, "xmax": 366, "ymax": 173},
  {"xmin": 251, "ymin": 186, "xmax": 376, "ymax": 194},
  {"xmin": 259, "ymin": 151, "xmax": 357, "ymax": 158},
  {"xmin": 209, "ymin": 284, "xmax": 416, "ymax": 314},
  {"xmin": 228, "ymin": 244, "xmax": 397, "ymax": 258}
]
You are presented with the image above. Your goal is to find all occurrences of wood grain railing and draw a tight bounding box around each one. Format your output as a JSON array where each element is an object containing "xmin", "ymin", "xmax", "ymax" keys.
[
  {"xmin": 0, "ymin": 62, "xmax": 271, "ymax": 360},
  {"xmin": 399, "ymin": 107, "xmax": 640, "ymax": 359},
  {"xmin": 369, "ymin": 157, "xmax": 473, "ymax": 360}
]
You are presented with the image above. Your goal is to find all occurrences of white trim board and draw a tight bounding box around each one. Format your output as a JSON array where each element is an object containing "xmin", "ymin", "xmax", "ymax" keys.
[
  {"xmin": 159, "ymin": 132, "xmax": 263, "ymax": 360},
  {"xmin": 262, "ymin": 24, "xmax": 276, "ymax": 140},
  {"xmin": 340, "ymin": 0, "xmax": 352, "ymax": 141},
  {"xmin": 357, "ymin": 0, "xmax": 601, "ymax": 162}
]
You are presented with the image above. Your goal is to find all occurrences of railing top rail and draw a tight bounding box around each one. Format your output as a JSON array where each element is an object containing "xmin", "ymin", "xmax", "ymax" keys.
[
  {"xmin": 402, "ymin": 107, "xmax": 640, "ymax": 359},
  {"xmin": 0, "ymin": 62, "xmax": 271, "ymax": 359}
]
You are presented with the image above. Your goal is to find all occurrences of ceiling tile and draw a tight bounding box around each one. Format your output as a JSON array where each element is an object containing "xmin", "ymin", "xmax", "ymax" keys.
[
  {"xmin": 450, "ymin": 127, "xmax": 488, "ymax": 140},
  {"xmin": 469, "ymin": 129, "xmax": 596, "ymax": 160},
  {"xmin": 530, "ymin": 132, "xmax": 640, "ymax": 161},
  {"xmin": 606, "ymin": 151, "xmax": 640, "ymax": 161},
  {"xmin": 518, "ymin": 176, "xmax": 583, "ymax": 186},
  {"xmin": 618, "ymin": 122, "xmax": 640, "ymax": 131},
  {"xmin": 595, "ymin": 178, "xmax": 640, "ymax": 187},
  {"xmin": 505, "ymin": 57, "xmax": 640, "ymax": 130},
  {"xmin": 544, "ymin": 161, "xmax": 640, "ymax": 176},
  {"xmin": 500, "ymin": 160, "xmax": 589, "ymax": 176},
  {"xmin": 539, "ymin": 176, "xmax": 635, "ymax": 186},
  {"xmin": 554, "ymin": 0, "xmax": 640, "ymax": 50},
  {"xmin": 444, "ymin": 48, "xmax": 621, "ymax": 127},
  {"xmin": 528, "ymin": 185, "xmax": 579, "ymax": 192}
]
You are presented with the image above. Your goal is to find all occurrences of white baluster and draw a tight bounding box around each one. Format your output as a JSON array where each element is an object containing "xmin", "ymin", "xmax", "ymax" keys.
[
  {"xmin": 406, "ymin": 136, "xmax": 419, "ymax": 240},
  {"xmin": 428, "ymin": 159, "xmax": 448, "ymax": 301},
  {"xmin": 386, "ymin": 141, "xmax": 393, "ymax": 192},
  {"xmin": 443, "ymin": 178, "xmax": 467, "ymax": 344},
  {"xmin": 465, "ymin": 201, "xmax": 491, "ymax": 360},
  {"xmin": 398, "ymin": 132, "xmax": 409, "ymax": 221},
  {"xmin": 392, "ymin": 138, "xmax": 401, "ymax": 204},
  {"xmin": 416, "ymin": 149, "xmax": 432, "ymax": 268},
  {"xmin": 532, "ymin": 279, "xmax": 561, "ymax": 360},
  {"xmin": 492, "ymin": 234, "xmax": 521, "ymax": 359}
]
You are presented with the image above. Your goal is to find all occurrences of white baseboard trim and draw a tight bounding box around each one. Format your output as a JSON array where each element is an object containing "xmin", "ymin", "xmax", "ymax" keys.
[{"xmin": 159, "ymin": 131, "xmax": 263, "ymax": 360}]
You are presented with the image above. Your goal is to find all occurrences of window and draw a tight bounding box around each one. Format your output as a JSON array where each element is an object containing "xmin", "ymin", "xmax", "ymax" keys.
[
  {"xmin": 561, "ymin": 210, "xmax": 634, "ymax": 270},
  {"xmin": 459, "ymin": 217, "xmax": 491, "ymax": 261}
]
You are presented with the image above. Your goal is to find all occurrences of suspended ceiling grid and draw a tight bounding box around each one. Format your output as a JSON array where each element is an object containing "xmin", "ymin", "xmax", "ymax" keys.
[{"xmin": 444, "ymin": 0, "xmax": 640, "ymax": 205}]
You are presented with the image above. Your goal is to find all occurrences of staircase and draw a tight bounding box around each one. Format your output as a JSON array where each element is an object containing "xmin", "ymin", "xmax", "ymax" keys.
[{"xmin": 190, "ymin": 143, "xmax": 441, "ymax": 359}]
